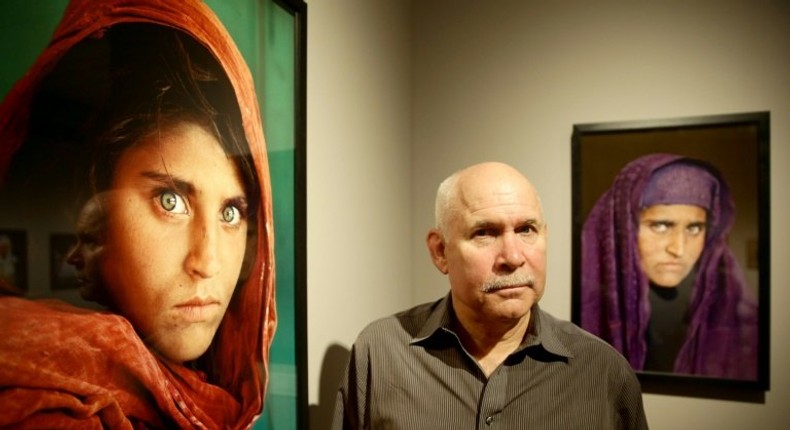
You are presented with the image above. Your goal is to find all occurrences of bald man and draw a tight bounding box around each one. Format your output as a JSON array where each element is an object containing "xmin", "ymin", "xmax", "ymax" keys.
[
  {"xmin": 333, "ymin": 162, "xmax": 647, "ymax": 429},
  {"xmin": 66, "ymin": 195, "xmax": 109, "ymax": 306}
]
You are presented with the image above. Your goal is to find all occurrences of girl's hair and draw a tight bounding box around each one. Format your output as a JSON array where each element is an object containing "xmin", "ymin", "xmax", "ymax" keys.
[{"xmin": 89, "ymin": 24, "xmax": 258, "ymax": 213}]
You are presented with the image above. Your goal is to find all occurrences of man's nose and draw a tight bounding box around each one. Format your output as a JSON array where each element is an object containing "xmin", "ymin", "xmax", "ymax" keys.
[
  {"xmin": 66, "ymin": 244, "xmax": 83, "ymax": 268},
  {"xmin": 497, "ymin": 232, "xmax": 526, "ymax": 270}
]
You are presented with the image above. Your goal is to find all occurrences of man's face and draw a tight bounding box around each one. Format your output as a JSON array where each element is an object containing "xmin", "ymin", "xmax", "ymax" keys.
[
  {"xmin": 429, "ymin": 166, "xmax": 547, "ymax": 325},
  {"xmin": 101, "ymin": 121, "xmax": 249, "ymax": 363},
  {"xmin": 637, "ymin": 204, "xmax": 707, "ymax": 287},
  {"xmin": 67, "ymin": 198, "xmax": 106, "ymax": 300}
]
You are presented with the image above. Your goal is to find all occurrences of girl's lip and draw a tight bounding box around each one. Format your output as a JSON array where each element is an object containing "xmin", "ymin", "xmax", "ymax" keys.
[
  {"xmin": 174, "ymin": 297, "xmax": 221, "ymax": 322},
  {"xmin": 175, "ymin": 296, "xmax": 220, "ymax": 307}
]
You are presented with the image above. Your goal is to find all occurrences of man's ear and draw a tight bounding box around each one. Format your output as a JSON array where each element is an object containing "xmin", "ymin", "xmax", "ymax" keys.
[{"xmin": 426, "ymin": 229, "xmax": 449, "ymax": 274}]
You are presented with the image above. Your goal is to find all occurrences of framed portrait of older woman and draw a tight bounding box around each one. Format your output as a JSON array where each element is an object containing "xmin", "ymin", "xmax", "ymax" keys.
[
  {"xmin": 571, "ymin": 112, "xmax": 770, "ymax": 397},
  {"xmin": 0, "ymin": 0, "xmax": 306, "ymax": 428}
]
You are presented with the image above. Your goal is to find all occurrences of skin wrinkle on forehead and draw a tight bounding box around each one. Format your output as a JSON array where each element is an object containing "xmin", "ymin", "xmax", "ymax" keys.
[{"xmin": 441, "ymin": 165, "xmax": 546, "ymax": 239}]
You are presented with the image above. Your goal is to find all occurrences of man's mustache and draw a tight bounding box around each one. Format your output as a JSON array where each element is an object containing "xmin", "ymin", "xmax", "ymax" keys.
[{"xmin": 480, "ymin": 274, "xmax": 535, "ymax": 293}]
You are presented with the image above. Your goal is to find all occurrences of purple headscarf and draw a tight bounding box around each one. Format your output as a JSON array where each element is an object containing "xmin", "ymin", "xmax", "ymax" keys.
[
  {"xmin": 642, "ymin": 162, "xmax": 718, "ymax": 209},
  {"xmin": 581, "ymin": 153, "xmax": 758, "ymax": 379}
]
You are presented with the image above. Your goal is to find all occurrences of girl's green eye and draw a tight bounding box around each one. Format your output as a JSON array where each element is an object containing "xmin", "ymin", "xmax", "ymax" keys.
[
  {"xmin": 223, "ymin": 205, "xmax": 241, "ymax": 225},
  {"xmin": 160, "ymin": 191, "xmax": 187, "ymax": 213}
]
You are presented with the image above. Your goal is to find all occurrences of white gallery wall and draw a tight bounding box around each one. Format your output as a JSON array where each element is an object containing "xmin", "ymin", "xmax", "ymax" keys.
[
  {"xmin": 308, "ymin": 0, "xmax": 789, "ymax": 428},
  {"xmin": 306, "ymin": 0, "xmax": 414, "ymax": 425}
]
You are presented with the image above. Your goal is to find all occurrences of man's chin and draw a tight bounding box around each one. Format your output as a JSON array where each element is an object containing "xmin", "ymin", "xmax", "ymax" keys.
[
  {"xmin": 79, "ymin": 281, "xmax": 112, "ymax": 306},
  {"xmin": 489, "ymin": 297, "xmax": 533, "ymax": 318}
]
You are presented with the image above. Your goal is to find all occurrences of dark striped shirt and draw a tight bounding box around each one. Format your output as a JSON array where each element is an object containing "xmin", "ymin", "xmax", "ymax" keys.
[{"xmin": 333, "ymin": 294, "xmax": 648, "ymax": 429}]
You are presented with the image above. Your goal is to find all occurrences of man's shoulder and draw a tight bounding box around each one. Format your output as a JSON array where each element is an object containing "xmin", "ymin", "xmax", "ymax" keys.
[
  {"xmin": 354, "ymin": 298, "xmax": 443, "ymax": 345},
  {"xmin": 537, "ymin": 308, "xmax": 630, "ymax": 363},
  {"xmin": 535, "ymin": 309, "xmax": 640, "ymax": 392}
]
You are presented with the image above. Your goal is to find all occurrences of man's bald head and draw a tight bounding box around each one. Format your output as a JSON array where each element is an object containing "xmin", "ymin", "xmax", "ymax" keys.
[{"xmin": 434, "ymin": 162, "xmax": 544, "ymax": 238}]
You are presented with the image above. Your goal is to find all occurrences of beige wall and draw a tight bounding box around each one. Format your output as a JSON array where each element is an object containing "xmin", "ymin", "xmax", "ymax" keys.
[
  {"xmin": 306, "ymin": 0, "xmax": 414, "ymax": 425},
  {"xmin": 308, "ymin": 0, "xmax": 790, "ymax": 428}
]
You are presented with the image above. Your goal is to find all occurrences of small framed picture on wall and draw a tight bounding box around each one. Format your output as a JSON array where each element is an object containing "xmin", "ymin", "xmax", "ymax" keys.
[{"xmin": 0, "ymin": 229, "xmax": 27, "ymax": 294}]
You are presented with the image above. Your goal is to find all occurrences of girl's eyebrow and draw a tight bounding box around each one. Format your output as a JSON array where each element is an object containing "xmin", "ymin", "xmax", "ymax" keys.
[
  {"xmin": 141, "ymin": 171, "xmax": 194, "ymax": 195},
  {"xmin": 140, "ymin": 170, "xmax": 249, "ymax": 203}
]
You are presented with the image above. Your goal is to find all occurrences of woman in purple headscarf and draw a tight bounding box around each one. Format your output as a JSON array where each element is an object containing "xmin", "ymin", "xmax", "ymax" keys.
[{"xmin": 581, "ymin": 153, "xmax": 758, "ymax": 380}]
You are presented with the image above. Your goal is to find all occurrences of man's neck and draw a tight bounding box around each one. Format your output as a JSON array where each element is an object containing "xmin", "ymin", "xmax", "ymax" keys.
[{"xmin": 453, "ymin": 308, "xmax": 532, "ymax": 377}]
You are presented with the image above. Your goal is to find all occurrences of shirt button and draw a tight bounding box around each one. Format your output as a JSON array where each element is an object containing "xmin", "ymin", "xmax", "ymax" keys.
[{"xmin": 485, "ymin": 416, "xmax": 493, "ymax": 425}]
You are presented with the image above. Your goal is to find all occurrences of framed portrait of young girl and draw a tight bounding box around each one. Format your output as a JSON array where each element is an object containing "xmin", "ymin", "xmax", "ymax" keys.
[{"xmin": 0, "ymin": 0, "xmax": 306, "ymax": 428}]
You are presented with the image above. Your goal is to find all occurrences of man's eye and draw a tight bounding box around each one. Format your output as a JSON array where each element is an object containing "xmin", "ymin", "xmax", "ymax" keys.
[
  {"xmin": 222, "ymin": 205, "xmax": 242, "ymax": 225},
  {"xmin": 80, "ymin": 236, "xmax": 99, "ymax": 246},
  {"xmin": 159, "ymin": 191, "xmax": 188, "ymax": 214},
  {"xmin": 473, "ymin": 229, "xmax": 492, "ymax": 238},
  {"xmin": 516, "ymin": 225, "xmax": 535, "ymax": 235}
]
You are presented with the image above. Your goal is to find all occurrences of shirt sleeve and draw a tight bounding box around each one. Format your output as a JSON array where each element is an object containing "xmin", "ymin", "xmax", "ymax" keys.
[
  {"xmin": 616, "ymin": 366, "xmax": 649, "ymax": 430},
  {"xmin": 331, "ymin": 342, "xmax": 367, "ymax": 430}
]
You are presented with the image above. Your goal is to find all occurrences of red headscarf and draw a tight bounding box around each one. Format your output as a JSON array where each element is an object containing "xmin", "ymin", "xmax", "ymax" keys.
[{"xmin": 0, "ymin": 0, "xmax": 276, "ymax": 427}]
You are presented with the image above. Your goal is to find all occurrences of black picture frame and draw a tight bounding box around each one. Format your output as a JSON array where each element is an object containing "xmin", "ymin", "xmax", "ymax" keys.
[
  {"xmin": 571, "ymin": 112, "xmax": 770, "ymax": 398},
  {"xmin": 207, "ymin": 0, "xmax": 307, "ymax": 427},
  {"xmin": 268, "ymin": 0, "xmax": 307, "ymax": 428}
]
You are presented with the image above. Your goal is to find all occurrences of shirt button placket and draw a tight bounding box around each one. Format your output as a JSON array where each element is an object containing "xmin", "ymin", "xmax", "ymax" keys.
[{"xmin": 478, "ymin": 366, "xmax": 505, "ymax": 429}]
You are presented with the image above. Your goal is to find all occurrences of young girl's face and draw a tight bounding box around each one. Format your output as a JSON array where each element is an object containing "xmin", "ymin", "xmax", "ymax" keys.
[{"xmin": 101, "ymin": 120, "xmax": 249, "ymax": 363}]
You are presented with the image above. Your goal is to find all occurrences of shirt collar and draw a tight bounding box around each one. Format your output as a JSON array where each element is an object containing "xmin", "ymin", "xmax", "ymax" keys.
[
  {"xmin": 411, "ymin": 293, "xmax": 454, "ymax": 342},
  {"xmin": 525, "ymin": 306, "xmax": 574, "ymax": 358},
  {"xmin": 410, "ymin": 293, "xmax": 573, "ymax": 360}
]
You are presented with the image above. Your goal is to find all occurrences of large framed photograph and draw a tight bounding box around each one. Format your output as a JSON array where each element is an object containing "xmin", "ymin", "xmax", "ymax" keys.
[
  {"xmin": 0, "ymin": 1, "xmax": 306, "ymax": 428},
  {"xmin": 571, "ymin": 112, "xmax": 770, "ymax": 395}
]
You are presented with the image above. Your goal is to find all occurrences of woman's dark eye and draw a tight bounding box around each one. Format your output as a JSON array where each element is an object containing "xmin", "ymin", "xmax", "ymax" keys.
[{"xmin": 649, "ymin": 222, "xmax": 669, "ymax": 234}]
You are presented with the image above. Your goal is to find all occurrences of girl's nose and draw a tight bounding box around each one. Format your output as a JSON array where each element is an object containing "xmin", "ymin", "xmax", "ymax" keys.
[{"xmin": 184, "ymin": 218, "xmax": 220, "ymax": 279}]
